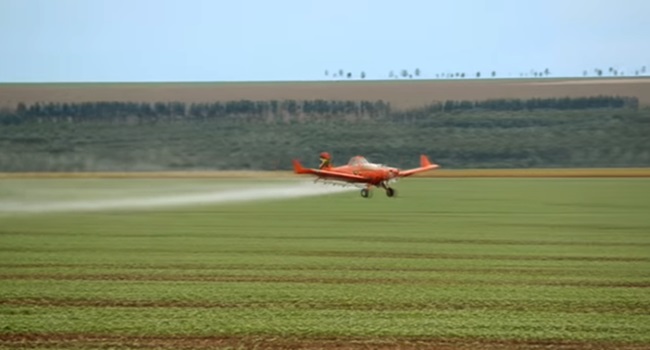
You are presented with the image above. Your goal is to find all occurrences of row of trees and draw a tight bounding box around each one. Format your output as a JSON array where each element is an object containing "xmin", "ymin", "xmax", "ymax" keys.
[
  {"xmin": 324, "ymin": 65, "xmax": 649, "ymax": 80},
  {"xmin": 1, "ymin": 107, "xmax": 648, "ymax": 171},
  {"xmin": 412, "ymin": 96, "xmax": 638, "ymax": 113},
  {"xmin": 585, "ymin": 66, "xmax": 647, "ymax": 77},
  {"xmin": 325, "ymin": 68, "xmax": 424, "ymax": 79},
  {"xmin": 7, "ymin": 100, "xmax": 392, "ymax": 124},
  {"xmin": 2, "ymin": 96, "xmax": 638, "ymax": 125}
]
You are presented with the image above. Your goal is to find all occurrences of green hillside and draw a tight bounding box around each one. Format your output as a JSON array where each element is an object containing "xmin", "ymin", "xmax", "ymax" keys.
[{"xmin": 1, "ymin": 97, "xmax": 648, "ymax": 171}]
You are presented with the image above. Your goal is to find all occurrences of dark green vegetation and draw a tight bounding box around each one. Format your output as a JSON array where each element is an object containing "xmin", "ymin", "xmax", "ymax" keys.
[
  {"xmin": 1, "ymin": 96, "xmax": 649, "ymax": 171},
  {"xmin": 0, "ymin": 178, "xmax": 649, "ymax": 349}
]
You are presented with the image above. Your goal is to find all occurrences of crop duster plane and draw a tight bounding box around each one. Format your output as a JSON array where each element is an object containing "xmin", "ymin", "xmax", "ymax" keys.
[{"xmin": 292, "ymin": 152, "xmax": 440, "ymax": 198}]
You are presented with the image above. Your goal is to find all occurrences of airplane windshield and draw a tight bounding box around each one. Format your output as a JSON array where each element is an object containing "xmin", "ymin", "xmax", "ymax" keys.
[{"xmin": 347, "ymin": 156, "xmax": 370, "ymax": 166}]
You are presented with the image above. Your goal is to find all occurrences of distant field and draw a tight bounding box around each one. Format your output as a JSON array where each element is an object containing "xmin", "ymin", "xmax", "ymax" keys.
[
  {"xmin": 1, "ymin": 168, "xmax": 650, "ymax": 179},
  {"xmin": 2, "ymin": 78, "xmax": 650, "ymax": 109},
  {"xmin": 0, "ymin": 178, "xmax": 649, "ymax": 349}
]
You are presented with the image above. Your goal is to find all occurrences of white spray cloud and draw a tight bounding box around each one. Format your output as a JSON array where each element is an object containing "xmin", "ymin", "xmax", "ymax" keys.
[{"xmin": 0, "ymin": 182, "xmax": 355, "ymax": 214}]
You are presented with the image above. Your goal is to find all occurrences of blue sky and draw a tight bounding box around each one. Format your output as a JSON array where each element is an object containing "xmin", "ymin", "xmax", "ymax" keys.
[{"xmin": 1, "ymin": 0, "xmax": 648, "ymax": 82}]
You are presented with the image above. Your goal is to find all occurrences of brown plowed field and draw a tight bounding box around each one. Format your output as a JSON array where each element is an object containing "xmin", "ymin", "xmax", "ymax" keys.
[
  {"xmin": 1, "ymin": 333, "xmax": 647, "ymax": 350},
  {"xmin": 1, "ymin": 78, "xmax": 650, "ymax": 110}
]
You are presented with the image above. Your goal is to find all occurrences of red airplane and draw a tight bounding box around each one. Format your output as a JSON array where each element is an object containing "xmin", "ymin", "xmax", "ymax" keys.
[{"xmin": 292, "ymin": 152, "xmax": 440, "ymax": 198}]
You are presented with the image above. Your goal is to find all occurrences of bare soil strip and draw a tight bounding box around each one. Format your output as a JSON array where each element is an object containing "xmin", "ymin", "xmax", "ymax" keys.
[
  {"xmin": 421, "ymin": 168, "xmax": 650, "ymax": 178},
  {"xmin": 2, "ymin": 168, "xmax": 650, "ymax": 179},
  {"xmin": 528, "ymin": 78, "xmax": 650, "ymax": 86},
  {"xmin": 0, "ymin": 333, "xmax": 647, "ymax": 350},
  {"xmin": 2, "ymin": 78, "xmax": 650, "ymax": 109}
]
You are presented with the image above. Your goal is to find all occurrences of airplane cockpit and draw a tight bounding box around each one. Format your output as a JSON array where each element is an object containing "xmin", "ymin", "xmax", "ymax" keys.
[
  {"xmin": 347, "ymin": 156, "xmax": 370, "ymax": 166},
  {"xmin": 347, "ymin": 156, "xmax": 384, "ymax": 169}
]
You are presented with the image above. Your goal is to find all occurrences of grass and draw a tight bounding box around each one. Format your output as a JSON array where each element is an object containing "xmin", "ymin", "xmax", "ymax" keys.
[{"xmin": 0, "ymin": 177, "xmax": 649, "ymax": 349}]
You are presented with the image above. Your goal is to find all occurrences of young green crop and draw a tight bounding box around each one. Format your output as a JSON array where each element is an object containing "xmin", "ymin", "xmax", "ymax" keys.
[{"xmin": 1, "ymin": 178, "xmax": 649, "ymax": 349}]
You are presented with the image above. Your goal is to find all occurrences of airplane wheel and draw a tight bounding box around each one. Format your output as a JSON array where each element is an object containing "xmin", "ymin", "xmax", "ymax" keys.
[
  {"xmin": 360, "ymin": 188, "xmax": 370, "ymax": 198},
  {"xmin": 386, "ymin": 187, "xmax": 396, "ymax": 197}
]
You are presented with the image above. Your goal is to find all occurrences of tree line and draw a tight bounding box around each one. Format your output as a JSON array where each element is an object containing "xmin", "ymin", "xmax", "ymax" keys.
[
  {"xmin": 1, "ymin": 100, "xmax": 647, "ymax": 171},
  {"xmin": 325, "ymin": 65, "xmax": 649, "ymax": 80},
  {"xmin": 3, "ymin": 100, "xmax": 391, "ymax": 124},
  {"xmin": 1, "ymin": 95, "xmax": 638, "ymax": 125},
  {"xmin": 410, "ymin": 96, "xmax": 638, "ymax": 114}
]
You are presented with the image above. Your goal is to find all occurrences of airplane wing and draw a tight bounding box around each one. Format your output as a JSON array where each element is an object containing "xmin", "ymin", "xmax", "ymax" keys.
[
  {"xmin": 398, "ymin": 155, "xmax": 440, "ymax": 177},
  {"xmin": 292, "ymin": 160, "xmax": 368, "ymax": 183}
]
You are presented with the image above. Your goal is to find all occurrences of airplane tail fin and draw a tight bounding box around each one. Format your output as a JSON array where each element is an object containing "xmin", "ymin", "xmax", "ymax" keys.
[
  {"xmin": 398, "ymin": 155, "xmax": 440, "ymax": 177},
  {"xmin": 420, "ymin": 155, "xmax": 434, "ymax": 168},
  {"xmin": 292, "ymin": 159, "xmax": 309, "ymax": 174}
]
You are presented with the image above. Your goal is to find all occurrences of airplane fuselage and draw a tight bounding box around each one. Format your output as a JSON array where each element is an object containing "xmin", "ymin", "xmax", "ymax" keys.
[
  {"xmin": 325, "ymin": 163, "xmax": 399, "ymax": 185},
  {"xmin": 293, "ymin": 154, "xmax": 439, "ymax": 198}
]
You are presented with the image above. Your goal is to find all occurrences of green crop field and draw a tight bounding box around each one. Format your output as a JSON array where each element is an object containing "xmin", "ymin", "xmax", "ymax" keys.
[{"xmin": 1, "ymin": 178, "xmax": 649, "ymax": 349}]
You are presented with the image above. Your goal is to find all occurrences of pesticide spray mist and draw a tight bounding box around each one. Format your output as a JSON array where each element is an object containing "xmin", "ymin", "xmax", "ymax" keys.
[{"xmin": 0, "ymin": 181, "xmax": 356, "ymax": 214}]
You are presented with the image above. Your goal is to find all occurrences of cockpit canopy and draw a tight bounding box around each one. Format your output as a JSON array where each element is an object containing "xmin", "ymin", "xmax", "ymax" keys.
[
  {"xmin": 347, "ymin": 156, "xmax": 387, "ymax": 170},
  {"xmin": 347, "ymin": 156, "xmax": 370, "ymax": 166}
]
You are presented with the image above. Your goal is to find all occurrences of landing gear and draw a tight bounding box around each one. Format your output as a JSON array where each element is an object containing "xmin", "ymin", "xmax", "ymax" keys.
[
  {"xmin": 380, "ymin": 182, "xmax": 397, "ymax": 198},
  {"xmin": 360, "ymin": 184, "xmax": 396, "ymax": 198}
]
